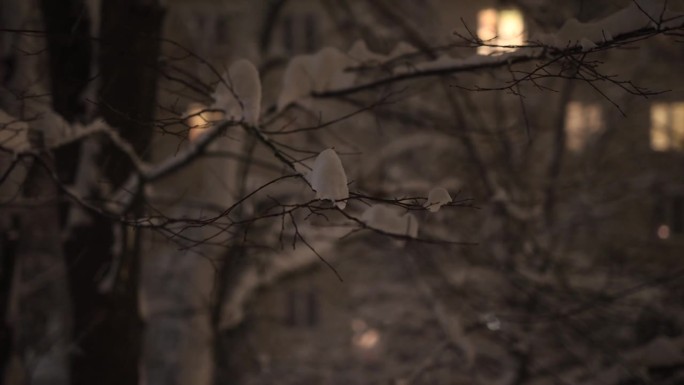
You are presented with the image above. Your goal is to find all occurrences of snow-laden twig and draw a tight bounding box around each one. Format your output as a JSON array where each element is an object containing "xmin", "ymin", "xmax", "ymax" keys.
[
  {"xmin": 308, "ymin": 3, "xmax": 684, "ymax": 99},
  {"xmin": 108, "ymin": 119, "xmax": 240, "ymax": 213}
]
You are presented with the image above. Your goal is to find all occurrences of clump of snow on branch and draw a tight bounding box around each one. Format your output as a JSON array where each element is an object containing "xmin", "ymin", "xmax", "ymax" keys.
[
  {"xmin": 347, "ymin": 40, "xmax": 386, "ymax": 63},
  {"xmin": 361, "ymin": 205, "xmax": 419, "ymax": 238},
  {"xmin": 277, "ymin": 55, "xmax": 313, "ymax": 111},
  {"xmin": 277, "ymin": 47, "xmax": 355, "ymax": 110},
  {"xmin": 311, "ymin": 47, "xmax": 356, "ymax": 92},
  {"xmin": 535, "ymin": 0, "xmax": 680, "ymax": 49},
  {"xmin": 393, "ymin": 49, "xmax": 538, "ymax": 76},
  {"xmin": 310, "ymin": 148, "xmax": 349, "ymax": 209},
  {"xmin": 347, "ymin": 40, "xmax": 417, "ymax": 65},
  {"xmin": 212, "ymin": 59, "xmax": 261, "ymax": 125},
  {"xmin": 424, "ymin": 187, "xmax": 452, "ymax": 213},
  {"xmin": 293, "ymin": 160, "xmax": 313, "ymax": 184},
  {"xmin": 43, "ymin": 112, "xmax": 91, "ymax": 147},
  {"xmin": 404, "ymin": 212, "xmax": 418, "ymax": 238},
  {"xmin": 1, "ymin": 108, "xmax": 110, "ymax": 153},
  {"xmin": 387, "ymin": 41, "xmax": 417, "ymax": 60},
  {"xmin": 403, "ymin": 1, "xmax": 684, "ymax": 78},
  {"xmin": 580, "ymin": 38, "xmax": 597, "ymax": 51}
]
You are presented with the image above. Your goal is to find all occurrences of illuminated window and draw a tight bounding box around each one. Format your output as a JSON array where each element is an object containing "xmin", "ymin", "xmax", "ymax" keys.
[
  {"xmin": 650, "ymin": 102, "xmax": 684, "ymax": 151},
  {"xmin": 565, "ymin": 102, "xmax": 604, "ymax": 151},
  {"xmin": 185, "ymin": 103, "xmax": 223, "ymax": 142},
  {"xmin": 477, "ymin": 9, "xmax": 525, "ymax": 55},
  {"xmin": 654, "ymin": 195, "xmax": 684, "ymax": 239}
]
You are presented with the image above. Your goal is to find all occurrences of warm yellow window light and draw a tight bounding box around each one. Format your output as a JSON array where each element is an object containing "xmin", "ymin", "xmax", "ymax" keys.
[
  {"xmin": 477, "ymin": 8, "xmax": 524, "ymax": 55},
  {"xmin": 651, "ymin": 104, "xmax": 670, "ymax": 151},
  {"xmin": 186, "ymin": 103, "xmax": 224, "ymax": 142},
  {"xmin": 565, "ymin": 102, "xmax": 604, "ymax": 151},
  {"xmin": 477, "ymin": 9, "xmax": 498, "ymax": 55},
  {"xmin": 498, "ymin": 10, "xmax": 525, "ymax": 50},
  {"xmin": 651, "ymin": 102, "xmax": 684, "ymax": 151}
]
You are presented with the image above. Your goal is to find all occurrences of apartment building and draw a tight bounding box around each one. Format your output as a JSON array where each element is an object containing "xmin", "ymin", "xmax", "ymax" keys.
[{"xmin": 156, "ymin": 1, "xmax": 684, "ymax": 384}]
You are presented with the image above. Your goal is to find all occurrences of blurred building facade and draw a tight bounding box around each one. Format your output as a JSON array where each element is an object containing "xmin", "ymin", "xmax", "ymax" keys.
[
  {"xmin": 3, "ymin": 1, "xmax": 682, "ymax": 385},
  {"xmin": 154, "ymin": 0, "xmax": 684, "ymax": 384}
]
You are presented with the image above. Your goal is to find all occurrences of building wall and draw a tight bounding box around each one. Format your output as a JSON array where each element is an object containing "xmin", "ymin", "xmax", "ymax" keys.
[{"xmin": 154, "ymin": 1, "xmax": 684, "ymax": 384}]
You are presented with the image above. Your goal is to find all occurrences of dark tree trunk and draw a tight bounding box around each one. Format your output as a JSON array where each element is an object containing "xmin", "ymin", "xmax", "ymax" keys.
[
  {"xmin": 98, "ymin": 0, "xmax": 164, "ymax": 187},
  {"xmin": 67, "ymin": 1, "xmax": 164, "ymax": 384},
  {"xmin": 37, "ymin": 0, "xmax": 164, "ymax": 384},
  {"xmin": 38, "ymin": 0, "xmax": 92, "ymax": 123},
  {"xmin": 38, "ymin": 0, "xmax": 92, "ymax": 209},
  {"xmin": 0, "ymin": 217, "xmax": 19, "ymax": 383},
  {"xmin": 212, "ymin": 246, "xmax": 248, "ymax": 385}
]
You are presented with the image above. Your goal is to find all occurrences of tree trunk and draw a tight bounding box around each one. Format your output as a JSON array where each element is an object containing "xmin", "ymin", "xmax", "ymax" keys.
[
  {"xmin": 37, "ymin": 0, "xmax": 164, "ymax": 384},
  {"xmin": 98, "ymin": 0, "xmax": 163, "ymax": 186},
  {"xmin": 0, "ymin": 216, "xmax": 18, "ymax": 383}
]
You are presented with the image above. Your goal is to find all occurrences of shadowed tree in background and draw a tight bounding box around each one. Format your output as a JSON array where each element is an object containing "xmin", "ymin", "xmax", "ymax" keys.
[{"xmin": 37, "ymin": 1, "xmax": 163, "ymax": 385}]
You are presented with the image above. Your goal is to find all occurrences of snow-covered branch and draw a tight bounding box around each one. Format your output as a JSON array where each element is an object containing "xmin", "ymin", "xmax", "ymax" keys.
[{"xmin": 304, "ymin": 2, "xmax": 684, "ymax": 99}]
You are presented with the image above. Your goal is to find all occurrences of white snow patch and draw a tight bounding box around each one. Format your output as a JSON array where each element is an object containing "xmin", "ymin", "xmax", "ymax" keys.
[
  {"xmin": 277, "ymin": 47, "xmax": 355, "ymax": 110},
  {"xmin": 424, "ymin": 187, "xmax": 452, "ymax": 212},
  {"xmin": 347, "ymin": 40, "xmax": 417, "ymax": 64},
  {"xmin": 535, "ymin": 1, "xmax": 681, "ymax": 49},
  {"xmin": 213, "ymin": 59, "xmax": 261, "ymax": 125},
  {"xmin": 293, "ymin": 161, "xmax": 313, "ymax": 184},
  {"xmin": 388, "ymin": 41, "xmax": 417, "ymax": 59},
  {"xmin": 39, "ymin": 109, "xmax": 77, "ymax": 148},
  {"xmin": 580, "ymin": 38, "xmax": 597, "ymax": 51},
  {"xmin": 393, "ymin": 49, "xmax": 539, "ymax": 76},
  {"xmin": 361, "ymin": 205, "xmax": 419, "ymax": 238},
  {"xmin": 0, "ymin": 108, "xmax": 105, "ymax": 153},
  {"xmin": 348, "ymin": 40, "xmax": 386, "ymax": 63},
  {"xmin": 311, "ymin": 47, "xmax": 356, "ymax": 92},
  {"xmin": 310, "ymin": 148, "xmax": 349, "ymax": 209},
  {"xmin": 404, "ymin": 212, "xmax": 419, "ymax": 238},
  {"xmin": 277, "ymin": 55, "xmax": 315, "ymax": 111}
]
